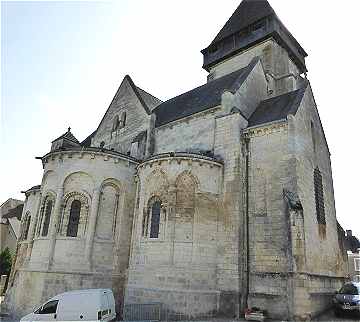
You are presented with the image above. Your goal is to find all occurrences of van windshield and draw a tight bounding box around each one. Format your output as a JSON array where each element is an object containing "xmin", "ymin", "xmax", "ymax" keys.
[
  {"xmin": 34, "ymin": 300, "xmax": 59, "ymax": 314},
  {"xmin": 339, "ymin": 284, "xmax": 359, "ymax": 295}
]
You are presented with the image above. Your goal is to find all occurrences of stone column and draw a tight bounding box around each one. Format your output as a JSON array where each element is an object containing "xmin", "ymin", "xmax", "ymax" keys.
[
  {"xmin": 167, "ymin": 184, "xmax": 177, "ymax": 265},
  {"xmin": 112, "ymin": 192, "xmax": 122, "ymax": 273},
  {"xmin": 128, "ymin": 176, "xmax": 140, "ymax": 267},
  {"xmin": 47, "ymin": 187, "xmax": 63, "ymax": 269},
  {"xmin": 85, "ymin": 187, "xmax": 101, "ymax": 269},
  {"xmin": 26, "ymin": 191, "xmax": 42, "ymax": 261}
]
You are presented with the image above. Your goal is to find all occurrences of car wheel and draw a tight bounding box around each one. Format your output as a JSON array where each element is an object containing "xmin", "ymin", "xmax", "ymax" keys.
[{"xmin": 334, "ymin": 309, "xmax": 341, "ymax": 317}]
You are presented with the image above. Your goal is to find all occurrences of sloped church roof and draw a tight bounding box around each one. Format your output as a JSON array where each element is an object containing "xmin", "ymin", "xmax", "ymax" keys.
[
  {"xmin": 211, "ymin": 0, "xmax": 275, "ymax": 45},
  {"xmin": 154, "ymin": 58, "xmax": 259, "ymax": 127},
  {"xmin": 80, "ymin": 0, "xmax": 308, "ymax": 144}
]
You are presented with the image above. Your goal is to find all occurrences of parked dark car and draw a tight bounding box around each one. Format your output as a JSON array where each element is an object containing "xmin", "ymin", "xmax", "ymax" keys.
[{"xmin": 333, "ymin": 282, "xmax": 360, "ymax": 317}]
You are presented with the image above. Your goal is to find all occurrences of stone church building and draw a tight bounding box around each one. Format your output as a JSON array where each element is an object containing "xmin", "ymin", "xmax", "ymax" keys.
[{"xmin": 5, "ymin": 0, "xmax": 348, "ymax": 320}]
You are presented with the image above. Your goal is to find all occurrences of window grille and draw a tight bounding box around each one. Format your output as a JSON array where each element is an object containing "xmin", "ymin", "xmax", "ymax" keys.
[{"xmin": 314, "ymin": 167, "xmax": 325, "ymax": 225}]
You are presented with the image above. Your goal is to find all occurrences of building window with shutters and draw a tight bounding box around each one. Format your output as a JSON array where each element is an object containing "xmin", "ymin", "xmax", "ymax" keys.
[
  {"xmin": 66, "ymin": 200, "xmax": 81, "ymax": 237},
  {"xmin": 314, "ymin": 167, "xmax": 326, "ymax": 225}
]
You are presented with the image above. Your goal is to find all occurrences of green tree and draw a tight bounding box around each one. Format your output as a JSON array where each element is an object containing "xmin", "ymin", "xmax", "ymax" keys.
[{"xmin": 0, "ymin": 247, "xmax": 12, "ymax": 276}]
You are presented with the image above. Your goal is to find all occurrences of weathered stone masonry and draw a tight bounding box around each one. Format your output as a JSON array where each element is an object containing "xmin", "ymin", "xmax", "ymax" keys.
[{"xmin": 5, "ymin": 0, "xmax": 348, "ymax": 320}]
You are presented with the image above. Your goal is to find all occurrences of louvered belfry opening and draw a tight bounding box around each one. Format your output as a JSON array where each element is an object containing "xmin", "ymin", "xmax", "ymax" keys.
[{"xmin": 314, "ymin": 167, "xmax": 325, "ymax": 225}]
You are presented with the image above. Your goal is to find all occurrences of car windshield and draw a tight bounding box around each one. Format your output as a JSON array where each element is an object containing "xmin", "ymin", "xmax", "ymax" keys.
[{"xmin": 339, "ymin": 284, "xmax": 359, "ymax": 295}]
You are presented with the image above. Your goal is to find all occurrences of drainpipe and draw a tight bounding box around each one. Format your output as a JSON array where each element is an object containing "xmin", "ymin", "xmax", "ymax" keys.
[
  {"xmin": 244, "ymin": 137, "xmax": 250, "ymax": 312},
  {"xmin": 240, "ymin": 134, "xmax": 250, "ymax": 315}
]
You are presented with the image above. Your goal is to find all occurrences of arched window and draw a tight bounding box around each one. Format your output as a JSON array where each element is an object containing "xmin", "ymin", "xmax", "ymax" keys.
[
  {"xmin": 66, "ymin": 200, "xmax": 81, "ymax": 237},
  {"xmin": 150, "ymin": 201, "xmax": 161, "ymax": 238},
  {"xmin": 42, "ymin": 199, "xmax": 53, "ymax": 237},
  {"xmin": 23, "ymin": 215, "xmax": 31, "ymax": 240},
  {"xmin": 112, "ymin": 115, "xmax": 120, "ymax": 131},
  {"xmin": 120, "ymin": 112, "xmax": 126, "ymax": 128}
]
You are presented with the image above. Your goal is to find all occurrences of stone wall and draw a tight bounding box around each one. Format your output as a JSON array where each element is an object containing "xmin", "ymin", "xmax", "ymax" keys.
[
  {"xmin": 208, "ymin": 39, "xmax": 300, "ymax": 96},
  {"xmin": 154, "ymin": 108, "xmax": 220, "ymax": 155},
  {"xmin": 4, "ymin": 149, "xmax": 137, "ymax": 317},
  {"xmin": 92, "ymin": 77, "xmax": 151, "ymax": 158},
  {"xmin": 5, "ymin": 269, "xmax": 118, "ymax": 318},
  {"xmin": 292, "ymin": 88, "xmax": 347, "ymax": 277},
  {"xmin": 125, "ymin": 155, "xmax": 224, "ymax": 319}
]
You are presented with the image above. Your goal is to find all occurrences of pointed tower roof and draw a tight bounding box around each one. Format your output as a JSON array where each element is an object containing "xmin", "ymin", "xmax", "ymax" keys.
[
  {"xmin": 211, "ymin": 0, "xmax": 275, "ymax": 45},
  {"xmin": 202, "ymin": 0, "xmax": 307, "ymax": 73},
  {"xmin": 52, "ymin": 127, "xmax": 79, "ymax": 143}
]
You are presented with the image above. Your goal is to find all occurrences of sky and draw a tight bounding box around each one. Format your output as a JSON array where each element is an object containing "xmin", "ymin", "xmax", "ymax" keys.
[{"xmin": 1, "ymin": 0, "xmax": 359, "ymax": 237}]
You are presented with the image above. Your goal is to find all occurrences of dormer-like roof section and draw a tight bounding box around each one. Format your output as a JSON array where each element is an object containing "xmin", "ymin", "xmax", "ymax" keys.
[{"xmin": 248, "ymin": 85, "xmax": 307, "ymax": 127}]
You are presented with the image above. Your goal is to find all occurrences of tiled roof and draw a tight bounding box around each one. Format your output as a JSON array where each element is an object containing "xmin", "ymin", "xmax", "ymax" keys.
[
  {"xmin": 211, "ymin": 0, "xmax": 275, "ymax": 45},
  {"xmin": 52, "ymin": 128, "xmax": 79, "ymax": 144},
  {"xmin": 154, "ymin": 57, "xmax": 259, "ymax": 127},
  {"xmin": 248, "ymin": 85, "xmax": 307, "ymax": 127}
]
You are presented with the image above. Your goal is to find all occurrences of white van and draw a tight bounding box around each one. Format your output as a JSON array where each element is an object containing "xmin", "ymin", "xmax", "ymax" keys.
[{"xmin": 20, "ymin": 289, "xmax": 116, "ymax": 322}]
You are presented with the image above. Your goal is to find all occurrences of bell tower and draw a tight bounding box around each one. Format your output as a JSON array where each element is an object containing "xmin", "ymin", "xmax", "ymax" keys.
[{"xmin": 201, "ymin": 0, "xmax": 308, "ymax": 95}]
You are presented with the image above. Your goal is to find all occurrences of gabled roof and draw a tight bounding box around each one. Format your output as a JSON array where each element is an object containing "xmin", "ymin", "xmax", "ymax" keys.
[
  {"xmin": 211, "ymin": 0, "xmax": 275, "ymax": 45},
  {"xmin": 84, "ymin": 75, "xmax": 162, "ymax": 148},
  {"xmin": 136, "ymin": 87, "xmax": 162, "ymax": 111},
  {"xmin": 124, "ymin": 75, "xmax": 152, "ymax": 115},
  {"xmin": 3, "ymin": 204, "xmax": 24, "ymax": 220},
  {"xmin": 248, "ymin": 85, "xmax": 307, "ymax": 127},
  {"xmin": 154, "ymin": 57, "xmax": 259, "ymax": 127},
  {"xmin": 52, "ymin": 128, "xmax": 79, "ymax": 144}
]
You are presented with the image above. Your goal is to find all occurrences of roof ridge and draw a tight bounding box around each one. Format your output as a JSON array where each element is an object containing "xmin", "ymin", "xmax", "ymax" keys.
[
  {"xmin": 136, "ymin": 86, "xmax": 163, "ymax": 103},
  {"xmin": 154, "ymin": 63, "xmax": 255, "ymax": 113},
  {"xmin": 52, "ymin": 128, "xmax": 79, "ymax": 144},
  {"xmin": 125, "ymin": 75, "xmax": 151, "ymax": 115}
]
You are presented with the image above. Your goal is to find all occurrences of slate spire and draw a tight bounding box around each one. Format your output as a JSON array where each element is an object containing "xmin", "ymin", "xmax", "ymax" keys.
[
  {"xmin": 201, "ymin": 0, "xmax": 307, "ymax": 73},
  {"xmin": 211, "ymin": 0, "xmax": 275, "ymax": 45}
]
